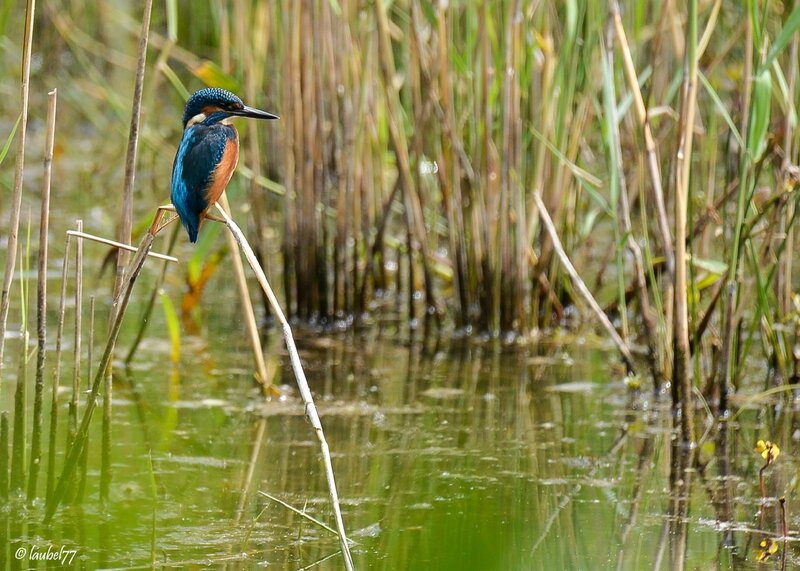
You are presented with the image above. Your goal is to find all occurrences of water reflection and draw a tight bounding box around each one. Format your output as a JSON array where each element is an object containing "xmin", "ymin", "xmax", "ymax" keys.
[{"xmin": 2, "ymin": 330, "xmax": 798, "ymax": 569}]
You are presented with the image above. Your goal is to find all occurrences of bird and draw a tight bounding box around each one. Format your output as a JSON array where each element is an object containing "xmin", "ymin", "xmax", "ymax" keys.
[{"xmin": 171, "ymin": 87, "xmax": 278, "ymax": 242}]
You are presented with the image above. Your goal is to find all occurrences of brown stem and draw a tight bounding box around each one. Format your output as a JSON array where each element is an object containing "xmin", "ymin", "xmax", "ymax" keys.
[{"xmin": 0, "ymin": 0, "xmax": 36, "ymax": 384}]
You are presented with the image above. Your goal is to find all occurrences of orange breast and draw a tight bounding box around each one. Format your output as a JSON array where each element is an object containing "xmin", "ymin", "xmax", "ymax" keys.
[{"xmin": 204, "ymin": 133, "xmax": 239, "ymax": 210}]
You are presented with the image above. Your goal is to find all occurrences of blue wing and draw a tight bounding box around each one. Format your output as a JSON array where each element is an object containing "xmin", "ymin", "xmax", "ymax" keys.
[{"xmin": 171, "ymin": 124, "xmax": 232, "ymax": 242}]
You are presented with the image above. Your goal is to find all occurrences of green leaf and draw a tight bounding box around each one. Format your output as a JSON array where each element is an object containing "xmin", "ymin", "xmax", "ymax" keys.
[
  {"xmin": 689, "ymin": 255, "xmax": 727, "ymax": 276},
  {"xmin": 528, "ymin": 125, "xmax": 602, "ymax": 189},
  {"xmin": 771, "ymin": 60, "xmax": 798, "ymax": 129},
  {"xmin": 162, "ymin": 63, "xmax": 190, "ymax": 101},
  {"xmin": 0, "ymin": 114, "xmax": 21, "ymax": 166},
  {"xmin": 698, "ymin": 71, "xmax": 743, "ymax": 149},
  {"xmin": 580, "ymin": 207, "xmax": 603, "ymax": 237},
  {"xmin": 746, "ymin": 67, "xmax": 772, "ymax": 161},
  {"xmin": 763, "ymin": 2, "xmax": 800, "ymax": 70},
  {"xmin": 165, "ymin": 0, "xmax": 177, "ymax": 41}
]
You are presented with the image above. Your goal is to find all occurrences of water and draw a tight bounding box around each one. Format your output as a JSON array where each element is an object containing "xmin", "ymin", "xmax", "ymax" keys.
[{"xmin": 4, "ymin": 317, "xmax": 795, "ymax": 569}]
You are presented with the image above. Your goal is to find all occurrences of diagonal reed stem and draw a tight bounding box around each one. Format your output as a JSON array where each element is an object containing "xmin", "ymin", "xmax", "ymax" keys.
[
  {"xmin": 113, "ymin": 0, "xmax": 154, "ymax": 289},
  {"xmin": 45, "ymin": 209, "xmax": 166, "ymax": 521},
  {"xmin": 219, "ymin": 194, "xmax": 274, "ymax": 395},
  {"xmin": 533, "ymin": 193, "xmax": 636, "ymax": 373},
  {"xmin": 214, "ymin": 203, "xmax": 354, "ymax": 571}
]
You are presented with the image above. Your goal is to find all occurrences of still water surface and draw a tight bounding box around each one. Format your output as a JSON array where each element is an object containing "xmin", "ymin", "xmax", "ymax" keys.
[{"xmin": 6, "ymin": 316, "xmax": 794, "ymax": 570}]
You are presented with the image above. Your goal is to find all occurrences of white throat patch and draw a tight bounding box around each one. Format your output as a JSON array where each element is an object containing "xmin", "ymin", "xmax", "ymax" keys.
[{"xmin": 186, "ymin": 113, "xmax": 207, "ymax": 128}]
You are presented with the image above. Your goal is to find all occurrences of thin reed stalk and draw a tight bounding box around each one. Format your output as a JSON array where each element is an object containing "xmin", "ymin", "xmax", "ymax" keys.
[
  {"xmin": 603, "ymin": 20, "xmax": 661, "ymax": 388},
  {"xmin": 46, "ymin": 234, "xmax": 71, "ymax": 502},
  {"xmin": 125, "ymin": 223, "xmax": 180, "ymax": 364},
  {"xmin": 778, "ymin": 0, "xmax": 799, "ymax": 321},
  {"xmin": 10, "ymin": 331, "xmax": 29, "ymax": 493},
  {"xmin": 100, "ymin": 292, "xmax": 114, "ymax": 504},
  {"xmin": 672, "ymin": 0, "xmax": 698, "ymax": 444},
  {"xmin": 375, "ymin": 0, "xmax": 438, "ymax": 323},
  {"xmin": 82, "ymin": 304, "xmax": 98, "ymax": 503},
  {"xmin": 533, "ymin": 193, "xmax": 635, "ymax": 372},
  {"xmin": 113, "ymin": 0, "xmax": 153, "ymax": 295},
  {"xmin": 27, "ymin": 88, "xmax": 57, "ymax": 501},
  {"xmin": 66, "ymin": 230, "xmax": 178, "ymax": 263},
  {"xmin": 214, "ymin": 203, "xmax": 354, "ymax": 571},
  {"xmin": 434, "ymin": 2, "xmax": 471, "ymax": 329},
  {"xmin": 68, "ymin": 220, "xmax": 84, "ymax": 449},
  {"xmin": 219, "ymin": 193, "xmax": 273, "ymax": 395},
  {"xmin": 45, "ymin": 208, "xmax": 167, "ymax": 521},
  {"xmin": 610, "ymin": 1, "xmax": 674, "ymax": 279},
  {"xmin": 0, "ymin": 0, "xmax": 35, "ymax": 383},
  {"xmin": 234, "ymin": 417, "xmax": 267, "ymax": 524},
  {"xmin": 0, "ymin": 413, "xmax": 8, "ymax": 500}
]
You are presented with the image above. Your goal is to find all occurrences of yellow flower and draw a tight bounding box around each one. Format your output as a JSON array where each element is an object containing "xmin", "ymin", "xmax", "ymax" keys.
[
  {"xmin": 755, "ymin": 538, "xmax": 779, "ymax": 562},
  {"xmin": 755, "ymin": 440, "xmax": 780, "ymax": 461},
  {"xmin": 624, "ymin": 374, "xmax": 641, "ymax": 390}
]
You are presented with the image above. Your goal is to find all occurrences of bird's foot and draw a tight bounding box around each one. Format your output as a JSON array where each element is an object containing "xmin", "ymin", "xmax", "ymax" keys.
[
  {"xmin": 152, "ymin": 204, "xmax": 180, "ymax": 234},
  {"xmin": 204, "ymin": 213, "xmax": 226, "ymax": 224}
]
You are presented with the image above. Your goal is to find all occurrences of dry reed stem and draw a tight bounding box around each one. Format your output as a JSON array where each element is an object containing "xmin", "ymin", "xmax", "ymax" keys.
[
  {"xmin": 533, "ymin": 193, "xmax": 636, "ymax": 373},
  {"xmin": 125, "ymin": 223, "xmax": 180, "ymax": 364},
  {"xmin": 779, "ymin": 0, "xmax": 799, "ymax": 313},
  {"xmin": 46, "ymin": 234, "xmax": 71, "ymax": 502},
  {"xmin": 0, "ymin": 0, "xmax": 36, "ymax": 384},
  {"xmin": 0, "ymin": 413, "xmax": 8, "ymax": 499},
  {"xmin": 114, "ymin": 0, "xmax": 153, "ymax": 287},
  {"xmin": 11, "ymin": 330, "xmax": 29, "ymax": 492},
  {"xmin": 100, "ymin": 292, "xmax": 113, "ymax": 504},
  {"xmin": 611, "ymin": 1, "xmax": 674, "ymax": 278},
  {"xmin": 68, "ymin": 220, "xmax": 84, "ymax": 452},
  {"xmin": 218, "ymin": 193, "xmax": 274, "ymax": 395},
  {"xmin": 603, "ymin": 22, "xmax": 662, "ymax": 388},
  {"xmin": 28, "ymin": 88, "xmax": 57, "ymax": 500},
  {"xmin": 234, "ymin": 417, "xmax": 267, "ymax": 525},
  {"xmin": 66, "ymin": 230, "xmax": 178, "ymax": 263},
  {"xmin": 259, "ymin": 490, "xmax": 352, "ymax": 541},
  {"xmin": 432, "ymin": 3, "xmax": 471, "ymax": 328},
  {"xmin": 214, "ymin": 203, "xmax": 354, "ymax": 571},
  {"xmin": 375, "ymin": 0, "xmax": 438, "ymax": 321},
  {"xmin": 45, "ymin": 207, "xmax": 168, "ymax": 521},
  {"xmin": 673, "ymin": 0, "xmax": 698, "ymax": 444}
]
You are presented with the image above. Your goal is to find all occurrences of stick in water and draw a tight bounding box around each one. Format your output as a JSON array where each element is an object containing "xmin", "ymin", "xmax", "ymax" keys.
[{"xmin": 214, "ymin": 202, "xmax": 354, "ymax": 571}]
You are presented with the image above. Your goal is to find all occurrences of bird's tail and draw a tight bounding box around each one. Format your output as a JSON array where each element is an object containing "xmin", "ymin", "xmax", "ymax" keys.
[{"xmin": 180, "ymin": 215, "xmax": 200, "ymax": 243}]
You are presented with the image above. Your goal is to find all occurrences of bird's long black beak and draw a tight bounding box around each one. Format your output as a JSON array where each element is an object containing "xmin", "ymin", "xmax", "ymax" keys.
[{"xmin": 235, "ymin": 105, "xmax": 279, "ymax": 120}]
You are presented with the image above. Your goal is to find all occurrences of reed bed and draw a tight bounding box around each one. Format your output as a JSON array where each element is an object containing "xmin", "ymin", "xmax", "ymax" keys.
[{"xmin": 192, "ymin": 0, "xmax": 800, "ymax": 417}]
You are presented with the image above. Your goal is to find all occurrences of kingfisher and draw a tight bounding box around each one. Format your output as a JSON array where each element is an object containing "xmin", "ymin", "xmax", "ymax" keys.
[{"xmin": 171, "ymin": 87, "xmax": 278, "ymax": 242}]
